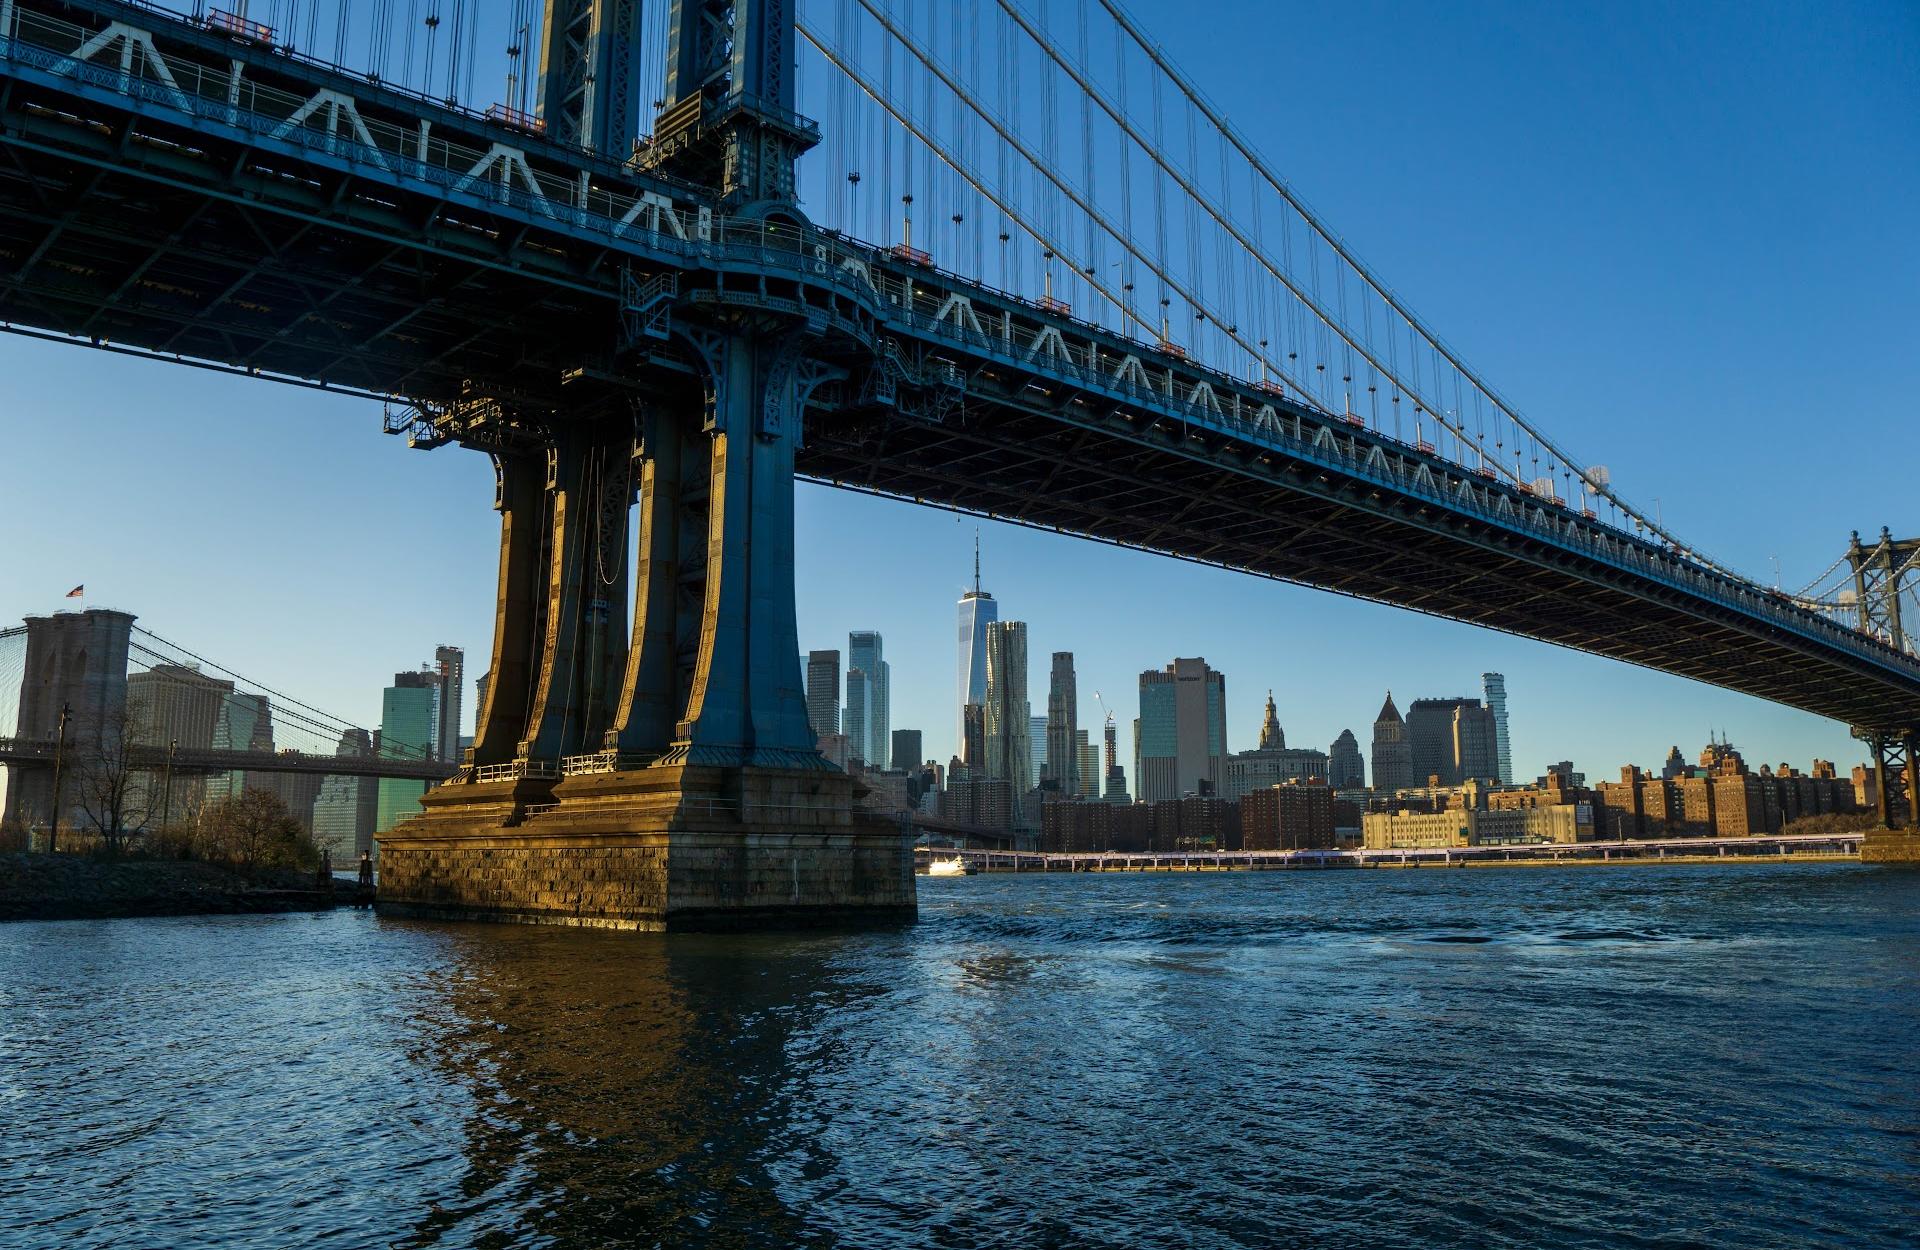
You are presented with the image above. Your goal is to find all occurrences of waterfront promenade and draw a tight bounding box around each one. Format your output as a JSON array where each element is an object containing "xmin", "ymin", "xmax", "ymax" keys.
[{"xmin": 925, "ymin": 831, "xmax": 1866, "ymax": 873}]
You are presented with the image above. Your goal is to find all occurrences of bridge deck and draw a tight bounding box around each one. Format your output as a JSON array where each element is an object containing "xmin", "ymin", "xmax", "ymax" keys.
[
  {"xmin": 2, "ymin": 0, "xmax": 1916, "ymax": 735},
  {"xmin": 0, "ymin": 737, "xmax": 456, "ymax": 780}
]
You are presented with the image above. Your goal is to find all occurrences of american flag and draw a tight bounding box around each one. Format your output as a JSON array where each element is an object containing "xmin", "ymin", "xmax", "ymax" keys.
[{"xmin": 65, "ymin": 585, "xmax": 83, "ymax": 598}]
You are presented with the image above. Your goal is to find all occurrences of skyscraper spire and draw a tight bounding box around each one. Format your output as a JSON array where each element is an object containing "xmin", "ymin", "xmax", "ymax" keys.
[{"xmin": 974, "ymin": 528, "xmax": 981, "ymax": 595}]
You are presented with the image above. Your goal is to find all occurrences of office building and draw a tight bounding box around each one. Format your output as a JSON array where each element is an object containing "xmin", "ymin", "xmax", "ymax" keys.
[
  {"xmin": 1482, "ymin": 672, "xmax": 1512, "ymax": 784},
  {"xmin": 1361, "ymin": 805, "xmax": 1591, "ymax": 849},
  {"xmin": 984, "ymin": 621, "xmax": 1031, "ymax": 821},
  {"xmin": 1402, "ymin": 696, "xmax": 1500, "ymax": 787},
  {"xmin": 956, "ymin": 537, "xmax": 998, "ymax": 756},
  {"xmin": 849, "ymin": 631, "xmax": 889, "ymax": 769},
  {"xmin": 375, "ymin": 670, "xmax": 437, "ymax": 837},
  {"xmin": 1329, "ymin": 729, "xmax": 1365, "ymax": 789},
  {"xmin": 125, "ymin": 662, "xmax": 233, "ymax": 823},
  {"xmin": 845, "ymin": 667, "xmax": 872, "ymax": 766},
  {"xmin": 1028, "ymin": 713, "xmax": 1048, "ymax": 789},
  {"xmin": 1370, "ymin": 693, "xmax": 1414, "ymax": 793},
  {"xmin": 890, "ymin": 728, "xmax": 922, "ymax": 773},
  {"xmin": 1076, "ymin": 730, "xmax": 1099, "ymax": 800},
  {"xmin": 434, "ymin": 645, "xmax": 464, "ymax": 763},
  {"xmin": 960, "ymin": 702, "xmax": 989, "ymax": 773},
  {"xmin": 205, "ymin": 690, "xmax": 273, "ymax": 804},
  {"xmin": 1454, "ymin": 702, "xmax": 1500, "ymax": 784},
  {"xmin": 806, "ymin": 649, "xmax": 841, "ymax": 737},
  {"xmin": 1405, "ymin": 697, "xmax": 1498, "ymax": 786},
  {"xmin": 253, "ymin": 771, "xmax": 323, "ymax": 835},
  {"xmin": 1044, "ymin": 652, "xmax": 1079, "ymax": 795},
  {"xmin": 817, "ymin": 732, "xmax": 851, "ymax": 770},
  {"xmin": 1137, "ymin": 658, "xmax": 1228, "ymax": 802},
  {"xmin": 312, "ymin": 727, "xmax": 379, "ymax": 858},
  {"xmin": 127, "ymin": 663, "xmax": 232, "ymax": 752}
]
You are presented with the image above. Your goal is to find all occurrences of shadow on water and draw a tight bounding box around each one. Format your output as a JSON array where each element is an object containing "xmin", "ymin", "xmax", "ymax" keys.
[{"xmin": 390, "ymin": 921, "xmax": 877, "ymax": 1250}]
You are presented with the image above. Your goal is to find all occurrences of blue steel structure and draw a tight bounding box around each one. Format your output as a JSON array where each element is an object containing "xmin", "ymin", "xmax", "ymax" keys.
[{"xmin": 0, "ymin": 0, "xmax": 1915, "ymax": 910}]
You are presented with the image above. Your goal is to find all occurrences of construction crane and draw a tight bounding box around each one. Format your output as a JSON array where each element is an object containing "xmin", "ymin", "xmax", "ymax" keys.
[{"xmin": 1092, "ymin": 691, "xmax": 1119, "ymax": 796}]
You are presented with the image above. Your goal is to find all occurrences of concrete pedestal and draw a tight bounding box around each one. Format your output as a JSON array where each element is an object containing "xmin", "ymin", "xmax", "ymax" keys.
[
  {"xmin": 1862, "ymin": 830, "xmax": 1920, "ymax": 865},
  {"xmin": 377, "ymin": 766, "xmax": 916, "ymax": 931}
]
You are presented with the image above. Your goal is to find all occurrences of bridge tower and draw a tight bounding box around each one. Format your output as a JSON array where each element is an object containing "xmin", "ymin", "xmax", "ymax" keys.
[
  {"xmin": 536, "ymin": 0, "xmax": 644, "ymax": 156},
  {"xmin": 1850, "ymin": 529, "xmax": 1920, "ymax": 859},
  {"xmin": 378, "ymin": 0, "xmax": 910, "ymax": 929}
]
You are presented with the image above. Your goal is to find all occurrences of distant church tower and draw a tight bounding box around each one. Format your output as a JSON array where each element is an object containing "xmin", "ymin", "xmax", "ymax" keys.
[
  {"xmin": 1370, "ymin": 692, "xmax": 1414, "ymax": 793},
  {"xmin": 1258, "ymin": 690, "xmax": 1284, "ymax": 751}
]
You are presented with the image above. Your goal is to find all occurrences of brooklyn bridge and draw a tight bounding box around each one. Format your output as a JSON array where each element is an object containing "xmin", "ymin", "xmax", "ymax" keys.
[{"xmin": 2, "ymin": 0, "xmax": 1915, "ymax": 926}]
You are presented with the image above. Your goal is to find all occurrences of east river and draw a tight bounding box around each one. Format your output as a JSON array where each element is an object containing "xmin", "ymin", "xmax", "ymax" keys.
[{"xmin": 3, "ymin": 862, "xmax": 1918, "ymax": 1248}]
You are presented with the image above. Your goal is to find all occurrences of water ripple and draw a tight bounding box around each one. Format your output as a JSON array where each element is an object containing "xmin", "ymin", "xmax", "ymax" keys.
[{"xmin": 2, "ymin": 862, "xmax": 1918, "ymax": 1248}]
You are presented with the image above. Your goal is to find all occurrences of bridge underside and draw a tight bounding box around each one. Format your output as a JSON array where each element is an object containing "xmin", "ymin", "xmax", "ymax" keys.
[
  {"xmin": 0, "ymin": 81, "xmax": 610, "ymax": 401},
  {"xmin": 798, "ymin": 398, "xmax": 1920, "ymax": 732},
  {"xmin": 4, "ymin": 50, "xmax": 1915, "ymax": 736}
]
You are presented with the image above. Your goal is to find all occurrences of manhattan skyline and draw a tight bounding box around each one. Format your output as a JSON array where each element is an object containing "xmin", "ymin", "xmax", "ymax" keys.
[{"xmin": 3, "ymin": 0, "xmax": 1913, "ymax": 782}]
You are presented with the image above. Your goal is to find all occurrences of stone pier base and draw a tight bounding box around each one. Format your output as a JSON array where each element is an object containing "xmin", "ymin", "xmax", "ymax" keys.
[
  {"xmin": 376, "ymin": 765, "xmax": 916, "ymax": 931},
  {"xmin": 1861, "ymin": 830, "xmax": 1920, "ymax": 865}
]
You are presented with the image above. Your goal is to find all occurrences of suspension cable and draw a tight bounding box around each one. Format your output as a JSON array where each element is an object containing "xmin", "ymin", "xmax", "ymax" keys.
[
  {"xmin": 1089, "ymin": 0, "xmax": 1732, "ymax": 572},
  {"xmin": 820, "ymin": 3, "xmax": 1326, "ymax": 406},
  {"xmin": 990, "ymin": 0, "xmax": 1513, "ymax": 481}
]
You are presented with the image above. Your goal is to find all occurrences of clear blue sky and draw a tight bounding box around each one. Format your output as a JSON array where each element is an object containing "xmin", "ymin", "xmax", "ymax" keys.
[{"xmin": 2, "ymin": 0, "xmax": 1915, "ymax": 780}]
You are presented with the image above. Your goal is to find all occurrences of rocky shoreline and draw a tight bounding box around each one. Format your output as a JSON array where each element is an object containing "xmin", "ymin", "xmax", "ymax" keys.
[{"xmin": 0, "ymin": 853, "xmax": 371, "ymax": 922}]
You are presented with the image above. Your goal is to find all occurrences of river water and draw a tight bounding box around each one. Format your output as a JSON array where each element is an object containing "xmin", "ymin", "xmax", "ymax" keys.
[{"xmin": 3, "ymin": 862, "xmax": 1918, "ymax": 1249}]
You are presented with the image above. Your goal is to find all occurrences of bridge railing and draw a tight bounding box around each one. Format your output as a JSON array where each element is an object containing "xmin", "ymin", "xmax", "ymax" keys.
[{"xmin": 2, "ymin": 2, "xmax": 705, "ymax": 237}]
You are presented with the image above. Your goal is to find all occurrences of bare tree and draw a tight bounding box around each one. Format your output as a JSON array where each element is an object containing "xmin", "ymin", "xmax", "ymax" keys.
[
  {"xmin": 200, "ymin": 789, "xmax": 314, "ymax": 873},
  {"xmin": 73, "ymin": 700, "xmax": 156, "ymax": 857}
]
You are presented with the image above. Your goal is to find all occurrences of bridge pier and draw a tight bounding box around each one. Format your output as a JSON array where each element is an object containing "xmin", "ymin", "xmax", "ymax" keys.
[
  {"xmin": 379, "ymin": 332, "xmax": 914, "ymax": 931},
  {"xmin": 1861, "ymin": 729, "xmax": 1920, "ymax": 864}
]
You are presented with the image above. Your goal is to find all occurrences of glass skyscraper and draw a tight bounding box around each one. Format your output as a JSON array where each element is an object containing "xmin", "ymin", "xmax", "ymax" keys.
[
  {"xmin": 375, "ymin": 671, "xmax": 437, "ymax": 838},
  {"xmin": 1136, "ymin": 658, "xmax": 1228, "ymax": 802},
  {"xmin": 1482, "ymin": 672, "xmax": 1513, "ymax": 784},
  {"xmin": 313, "ymin": 728, "xmax": 378, "ymax": 859},
  {"xmin": 806, "ymin": 649, "xmax": 840, "ymax": 738},
  {"xmin": 984, "ymin": 620, "xmax": 1031, "ymax": 820},
  {"xmin": 849, "ymin": 631, "xmax": 888, "ymax": 768},
  {"xmin": 206, "ymin": 690, "xmax": 272, "ymax": 804},
  {"xmin": 1045, "ymin": 651, "xmax": 1078, "ymax": 794},
  {"xmin": 845, "ymin": 667, "xmax": 871, "ymax": 766},
  {"xmin": 956, "ymin": 538, "xmax": 998, "ymax": 759},
  {"xmin": 434, "ymin": 645, "xmax": 464, "ymax": 763}
]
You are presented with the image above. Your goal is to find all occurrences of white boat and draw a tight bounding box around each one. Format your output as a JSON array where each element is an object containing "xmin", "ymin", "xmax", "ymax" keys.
[{"xmin": 925, "ymin": 855, "xmax": 974, "ymax": 877}]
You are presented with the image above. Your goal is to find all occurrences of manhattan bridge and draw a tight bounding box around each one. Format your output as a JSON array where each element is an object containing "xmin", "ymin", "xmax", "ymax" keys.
[{"xmin": 1, "ymin": 0, "xmax": 1915, "ymax": 925}]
